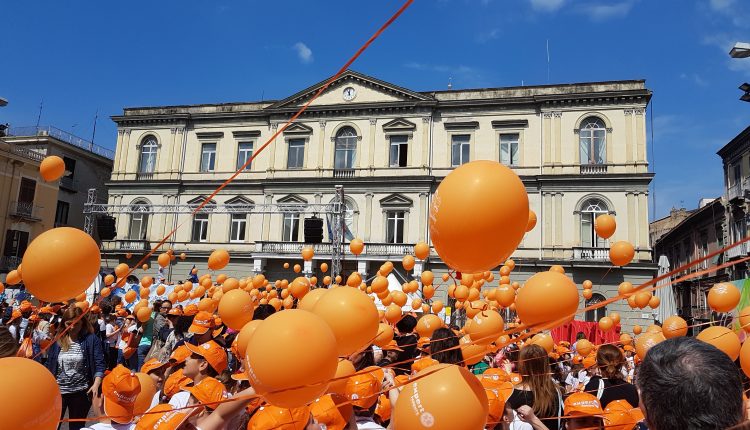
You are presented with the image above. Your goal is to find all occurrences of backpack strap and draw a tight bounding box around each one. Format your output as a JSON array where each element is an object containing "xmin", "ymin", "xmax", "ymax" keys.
[{"xmin": 596, "ymin": 377, "xmax": 605, "ymax": 400}]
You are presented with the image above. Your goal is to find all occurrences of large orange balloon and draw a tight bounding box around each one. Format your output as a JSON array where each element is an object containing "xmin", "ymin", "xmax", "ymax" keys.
[
  {"xmin": 414, "ymin": 242, "xmax": 430, "ymax": 260},
  {"xmin": 739, "ymin": 307, "xmax": 750, "ymax": 332},
  {"xmin": 662, "ymin": 315, "xmax": 687, "ymax": 338},
  {"xmin": 609, "ymin": 241, "xmax": 635, "ymax": 267},
  {"xmin": 598, "ymin": 316, "xmax": 614, "ymax": 332},
  {"xmin": 416, "ymin": 314, "xmax": 443, "ymax": 338},
  {"xmin": 374, "ymin": 323, "xmax": 395, "ymax": 347},
  {"xmin": 529, "ymin": 333, "xmax": 554, "ymax": 353},
  {"xmin": 741, "ymin": 340, "xmax": 750, "ymax": 378},
  {"xmin": 5, "ymin": 269, "xmax": 21, "ymax": 285},
  {"xmin": 515, "ymin": 271, "xmax": 578, "ymax": 327},
  {"xmin": 496, "ymin": 286, "xmax": 515, "ymax": 308},
  {"xmin": 236, "ymin": 320, "xmax": 263, "ymax": 358},
  {"xmin": 40, "ymin": 155, "xmax": 65, "ymax": 182},
  {"xmin": 218, "ymin": 289, "xmax": 255, "ymax": 330},
  {"xmin": 0, "ymin": 357, "xmax": 62, "ymax": 430},
  {"xmin": 402, "ymin": 255, "xmax": 415, "ymax": 271},
  {"xmin": 289, "ymin": 277, "xmax": 311, "ymax": 299},
  {"xmin": 157, "ymin": 253, "xmax": 170, "ymax": 268},
  {"xmin": 526, "ymin": 210, "xmax": 537, "ymax": 232},
  {"xmin": 465, "ymin": 310, "xmax": 504, "ymax": 345},
  {"xmin": 431, "ymin": 300, "xmax": 444, "ymax": 314},
  {"xmin": 298, "ymin": 288, "xmax": 327, "ymax": 311},
  {"xmin": 301, "ymin": 247, "xmax": 314, "ymax": 261},
  {"xmin": 696, "ymin": 326, "xmax": 741, "ymax": 361},
  {"xmin": 349, "ymin": 239, "xmax": 364, "ymax": 256},
  {"xmin": 594, "ymin": 214, "xmax": 616, "ymax": 239},
  {"xmin": 312, "ymin": 287, "xmax": 379, "ymax": 356},
  {"xmin": 21, "ymin": 227, "xmax": 100, "ymax": 302},
  {"xmin": 328, "ymin": 359, "xmax": 356, "ymax": 396},
  {"xmin": 635, "ymin": 332, "xmax": 666, "ymax": 360},
  {"xmin": 460, "ymin": 335, "xmax": 487, "ymax": 365},
  {"xmin": 429, "ymin": 160, "xmax": 528, "ymax": 273},
  {"xmin": 208, "ymin": 249, "xmax": 230, "ymax": 271},
  {"xmin": 393, "ymin": 364, "xmax": 488, "ymax": 430},
  {"xmin": 576, "ymin": 339, "xmax": 593, "ymax": 356},
  {"xmin": 134, "ymin": 373, "xmax": 157, "ymax": 417},
  {"xmin": 708, "ymin": 283, "xmax": 741, "ymax": 313},
  {"xmin": 246, "ymin": 310, "xmax": 338, "ymax": 407}
]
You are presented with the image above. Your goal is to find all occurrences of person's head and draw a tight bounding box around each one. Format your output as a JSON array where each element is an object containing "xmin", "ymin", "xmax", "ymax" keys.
[
  {"xmin": 518, "ymin": 344, "xmax": 557, "ymax": 417},
  {"xmin": 636, "ymin": 337, "xmax": 743, "ymax": 430},
  {"xmin": 0, "ymin": 326, "xmax": 19, "ymax": 358},
  {"xmin": 396, "ymin": 314, "xmax": 417, "ymax": 335},
  {"xmin": 157, "ymin": 300, "xmax": 172, "ymax": 316},
  {"xmin": 346, "ymin": 367, "xmax": 383, "ymax": 417},
  {"xmin": 141, "ymin": 358, "xmax": 167, "ymax": 391},
  {"xmin": 378, "ymin": 340, "xmax": 403, "ymax": 366},
  {"xmin": 563, "ymin": 392, "xmax": 604, "ymax": 430},
  {"xmin": 596, "ymin": 344, "xmax": 625, "ymax": 380},
  {"xmin": 350, "ymin": 345, "xmax": 375, "ymax": 371},
  {"xmin": 430, "ymin": 327, "xmax": 464, "ymax": 365},
  {"xmin": 60, "ymin": 306, "xmax": 94, "ymax": 350},
  {"xmin": 252, "ymin": 304, "xmax": 276, "ymax": 321},
  {"xmin": 93, "ymin": 365, "xmax": 141, "ymax": 424},
  {"xmin": 183, "ymin": 341, "xmax": 228, "ymax": 383},
  {"xmin": 576, "ymin": 332, "xmax": 586, "ymax": 341}
]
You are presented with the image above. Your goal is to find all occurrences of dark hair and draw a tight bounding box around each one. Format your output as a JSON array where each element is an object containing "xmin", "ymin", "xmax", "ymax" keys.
[
  {"xmin": 396, "ymin": 315, "xmax": 417, "ymax": 334},
  {"xmin": 576, "ymin": 332, "xmax": 586, "ymax": 341},
  {"xmin": 152, "ymin": 300, "xmax": 163, "ymax": 312},
  {"xmin": 252, "ymin": 304, "xmax": 276, "ymax": 321},
  {"xmin": 596, "ymin": 344, "xmax": 625, "ymax": 380},
  {"xmin": 636, "ymin": 337, "xmax": 743, "ymax": 430},
  {"xmin": 430, "ymin": 327, "xmax": 463, "ymax": 366},
  {"xmin": 352, "ymin": 345, "xmax": 375, "ymax": 371},
  {"xmin": 173, "ymin": 316, "xmax": 192, "ymax": 339},
  {"xmin": 0, "ymin": 326, "xmax": 19, "ymax": 358}
]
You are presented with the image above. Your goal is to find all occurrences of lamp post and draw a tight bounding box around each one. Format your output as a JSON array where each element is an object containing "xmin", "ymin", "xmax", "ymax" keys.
[{"xmin": 730, "ymin": 42, "xmax": 750, "ymax": 102}]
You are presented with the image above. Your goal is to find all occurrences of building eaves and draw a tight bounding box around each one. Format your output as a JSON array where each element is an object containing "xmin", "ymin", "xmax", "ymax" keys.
[
  {"xmin": 654, "ymin": 199, "xmax": 723, "ymax": 247},
  {"xmin": 716, "ymin": 124, "xmax": 750, "ymax": 160}
]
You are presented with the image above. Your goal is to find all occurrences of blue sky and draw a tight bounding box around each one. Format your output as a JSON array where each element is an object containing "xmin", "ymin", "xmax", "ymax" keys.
[{"xmin": 1, "ymin": 0, "xmax": 748, "ymax": 220}]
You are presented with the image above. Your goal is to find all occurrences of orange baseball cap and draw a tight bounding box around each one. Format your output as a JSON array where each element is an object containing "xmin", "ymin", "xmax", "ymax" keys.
[
  {"xmin": 183, "ymin": 305, "xmax": 199, "ymax": 317},
  {"xmin": 247, "ymin": 404, "xmax": 312, "ymax": 430},
  {"xmin": 603, "ymin": 400, "xmax": 644, "ymax": 430},
  {"xmin": 167, "ymin": 308, "xmax": 183, "ymax": 316},
  {"xmin": 185, "ymin": 377, "xmax": 228, "ymax": 410},
  {"xmin": 394, "ymin": 374, "xmax": 410, "ymax": 387},
  {"xmin": 375, "ymin": 394, "xmax": 391, "ymax": 422},
  {"xmin": 169, "ymin": 345, "xmax": 191, "ymax": 365},
  {"xmin": 509, "ymin": 372, "xmax": 522, "ymax": 385},
  {"xmin": 417, "ymin": 336, "xmax": 431, "ymax": 349},
  {"xmin": 310, "ymin": 394, "xmax": 352, "ymax": 430},
  {"xmin": 102, "ymin": 365, "xmax": 141, "ymax": 424},
  {"xmin": 188, "ymin": 311, "xmax": 214, "ymax": 334},
  {"xmin": 39, "ymin": 306, "xmax": 55, "ymax": 315},
  {"xmin": 8, "ymin": 310, "xmax": 22, "ymax": 323},
  {"xmin": 185, "ymin": 340, "xmax": 228, "ymax": 373},
  {"xmin": 564, "ymin": 392, "xmax": 604, "ymax": 417},
  {"xmin": 141, "ymin": 358, "xmax": 167, "ymax": 375},
  {"xmin": 411, "ymin": 357, "xmax": 439, "ymax": 374},
  {"xmin": 345, "ymin": 366, "xmax": 383, "ymax": 409},
  {"xmin": 381, "ymin": 340, "xmax": 403, "ymax": 352},
  {"xmin": 582, "ymin": 355, "xmax": 597, "ymax": 369},
  {"xmin": 134, "ymin": 403, "xmax": 194, "ymax": 430},
  {"xmin": 163, "ymin": 369, "xmax": 192, "ymax": 399},
  {"xmin": 486, "ymin": 387, "xmax": 506, "ymax": 423},
  {"xmin": 19, "ymin": 301, "xmax": 32, "ymax": 313},
  {"xmin": 90, "ymin": 305, "xmax": 102, "ymax": 314},
  {"xmin": 623, "ymin": 345, "xmax": 635, "ymax": 352},
  {"xmin": 478, "ymin": 368, "xmax": 509, "ymax": 390}
]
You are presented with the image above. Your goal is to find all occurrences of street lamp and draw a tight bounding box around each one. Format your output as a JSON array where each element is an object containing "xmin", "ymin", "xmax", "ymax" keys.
[
  {"xmin": 730, "ymin": 42, "xmax": 750, "ymax": 59},
  {"xmin": 741, "ymin": 83, "xmax": 750, "ymax": 103},
  {"xmin": 0, "ymin": 97, "xmax": 7, "ymax": 107}
]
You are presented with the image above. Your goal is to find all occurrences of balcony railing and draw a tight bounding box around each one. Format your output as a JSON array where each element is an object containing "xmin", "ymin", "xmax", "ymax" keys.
[
  {"xmin": 7, "ymin": 126, "xmax": 115, "ymax": 159},
  {"xmin": 135, "ymin": 172, "xmax": 154, "ymax": 180},
  {"xmin": 0, "ymin": 256, "xmax": 21, "ymax": 271},
  {"xmin": 579, "ymin": 164, "xmax": 608, "ymax": 175},
  {"xmin": 9, "ymin": 144, "xmax": 45, "ymax": 162},
  {"xmin": 255, "ymin": 241, "xmax": 415, "ymax": 257},
  {"xmin": 727, "ymin": 178, "xmax": 750, "ymax": 201},
  {"xmin": 59, "ymin": 175, "xmax": 79, "ymax": 191},
  {"xmin": 9, "ymin": 201, "xmax": 43, "ymax": 221},
  {"xmin": 573, "ymin": 247, "xmax": 610, "ymax": 261},
  {"xmin": 333, "ymin": 168, "xmax": 356, "ymax": 178},
  {"xmin": 101, "ymin": 240, "xmax": 151, "ymax": 251},
  {"xmin": 726, "ymin": 243, "xmax": 749, "ymax": 260}
]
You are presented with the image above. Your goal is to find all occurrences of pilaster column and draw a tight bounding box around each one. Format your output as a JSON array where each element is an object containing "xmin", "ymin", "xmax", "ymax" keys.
[
  {"xmin": 635, "ymin": 108, "xmax": 646, "ymax": 163},
  {"xmin": 637, "ymin": 192, "xmax": 649, "ymax": 250},
  {"xmin": 554, "ymin": 192, "xmax": 563, "ymax": 247},
  {"xmin": 626, "ymin": 192, "xmax": 637, "ymax": 244},
  {"xmin": 553, "ymin": 112, "xmax": 562, "ymax": 169},
  {"xmin": 119, "ymin": 129, "xmax": 132, "ymax": 177},
  {"xmin": 421, "ymin": 117, "xmax": 430, "ymax": 168},
  {"xmin": 542, "ymin": 113, "xmax": 552, "ymax": 171},
  {"xmin": 364, "ymin": 192, "xmax": 374, "ymax": 242},
  {"xmin": 419, "ymin": 192, "xmax": 428, "ymax": 242},
  {"xmin": 318, "ymin": 121, "xmax": 326, "ymax": 177},
  {"xmin": 543, "ymin": 192, "xmax": 553, "ymax": 247},
  {"xmin": 113, "ymin": 130, "xmax": 124, "ymax": 178},
  {"xmin": 368, "ymin": 118, "xmax": 377, "ymax": 169},
  {"xmin": 262, "ymin": 193, "xmax": 273, "ymax": 241}
]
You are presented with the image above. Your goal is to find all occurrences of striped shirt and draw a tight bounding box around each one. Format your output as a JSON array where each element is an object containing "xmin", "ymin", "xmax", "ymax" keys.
[{"xmin": 56, "ymin": 341, "xmax": 89, "ymax": 394}]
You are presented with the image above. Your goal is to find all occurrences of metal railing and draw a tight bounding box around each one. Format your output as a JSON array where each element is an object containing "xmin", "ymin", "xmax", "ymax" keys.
[
  {"xmin": 7, "ymin": 126, "xmax": 115, "ymax": 159},
  {"xmin": 255, "ymin": 241, "xmax": 415, "ymax": 257},
  {"xmin": 573, "ymin": 247, "xmax": 610, "ymax": 261},
  {"xmin": 333, "ymin": 168, "xmax": 356, "ymax": 178},
  {"xmin": 60, "ymin": 175, "xmax": 79, "ymax": 191},
  {"xmin": 9, "ymin": 201, "xmax": 43, "ymax": 220},
  {"xmin": 135, "ymin": 172, "xmax": 154, "ymax": 180},
  {"xmin": 101, "ymin": 240, "xmax": 151, "ymax": 251},
  {"xmin": 8, "ymin": 144, "xmax": 45, "ymax": 162},
  {"xmin": 0, "ymin": 256, "xmax": 21, "ymax": 271},
  {"xmin": 726, "ymin": 243, "xmax": 749, "ymax": 259},
  {"xmin": 580, "ymin": 164, "xmax": 608, "ymax": 175},
  {"xmin": 727, "ymin": 178, "xmax": 749, "ymax": 201}
]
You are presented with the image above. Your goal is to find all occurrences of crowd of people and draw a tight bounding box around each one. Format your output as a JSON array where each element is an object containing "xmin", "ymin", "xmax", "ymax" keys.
[{"xmin": 0, "ymin": 290, "xmax": 747, "ymax": 430}]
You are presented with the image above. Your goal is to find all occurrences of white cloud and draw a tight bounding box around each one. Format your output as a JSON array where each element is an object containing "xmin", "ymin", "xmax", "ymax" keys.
[
  {"xmin": 293, "ymin": 42, "xmax": 313, "ymax": 64},
  {"xmin": 709, "ymin": 0, "xmax": 735, "ymax": 12},
  {"xmin": 587, "ymin": 1, "xmax": 634, "ymax": 21},
  {"xmin": 679, "ymin": 72, "xmax": 709, "ymax": 87},
  {"xmin": 529, "ymin": 0, "xmax": 565, "ymax": 12},
  {"xmin": 476, "ymin": 28, "xmax": 501, "ymax": 43}
]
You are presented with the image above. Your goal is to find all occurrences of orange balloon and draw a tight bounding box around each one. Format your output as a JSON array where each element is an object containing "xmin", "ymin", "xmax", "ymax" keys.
[
  {"xmin": 594, "ymin": 214, "xmax": 616, "ymax": 239},
  {"xmin": 298, "ymin": 288, "xmax": 327, "ymax": 311},
  {"xmin": 157, "ymin": 253, "xmax": 170, "ymax": 268},
  {"xmin": 619, "ymin": 333, "xmax": 633, "ymax": 345},
  {"xmin": 245, "ymin": 310, "xmax": 338, "ymax": 407},
  {"xmin": 696, "ymin": 326, "xmax": 741, "ymax": 361},
  {"xmin": 346, "ymin": 272, "xmax": 362, "ymax": 288},
  {"xmin": 423, "ymin": 284, "xmax": 435, "ymax": 300},
  {"xmin": 312, "ymin": 287, "xmax": 379, "ymax": 356},
  {"xmin": 180, "ymin": 253, "xmax": 186, "ymax": 260},
  {"xmin": 216, "ymin": 274, "xmax": 227, "ymax": 285},
  {"xmin": 168, "ymin": 292, "xmax": 177, "ymax": 303},
  {"xmin": 133, "ymin": 373, "xmax": 157, "ymax": 418},
  {"xmin": 526, "ymin": 210, "xmax": 537, "ymax": 232},
  {"xmin": 633, "ymin": 325, "xmax": 642, "ymax": 335},
  {"xmin": 454, "ymin": 285, "xmax": 469, "ymax": 301},
  {"xmin": 391, "ymin": 290, "xmax": 408, "ymax": 308},
  {"xmin": 618, "ymin": 282, "xmax": 634, "ymax": 296},
  {"xmin": 197, "ymin": 297, "xmax": 217, "ymax": 313},
  {"xmin": 741, "ymin": 340, "xmax": 750, "ymax": 378},
  {"xmin": 549, "ymin": 265, "xmax": 565, "ymax": 274},
  {"xmin": 0, "ymin": 357, "xmax": 62, "ymax": 430},
  {"xmin": 21, "ymin": 227, "xmax": 100, "ymax": 302},
  {"xmin": 136, "ymin": 306, "xmax": 152, "ymax": 323},
  {"xmin": 283, "ymin": 262, "xmax": 290, "ymax": 269},
  {"xmin": 429, "ymin": 161, "xmax": 528, "ymax": 273},
  {"xmin": 515, "ymin": 271, "xmax": 578, "ymax": 327},
  {"xmin": 739, "ymin": 306, "xmax": 750, "ymax": 332},
  {"xmin": 529, "ymin": 333, "xmax": 554, "ymax": 353},
  {"xmin": 635, "ymin": 332, "xmax": 666, "ymax": 360},
  {"xmin": 582, "ymin": 280, "xmax": 593, "ymax": 289},
  {"xmin": 176, "ymin": 291, "xmax": 188, "ymax": 302},
  {"xmin": 416, "ymin": 314, "xmax": 443, "ymax": 338},
  {"xmin": 465, "ymin": 310, "xmax": 504, "ymax": 345},
  {"xmin": 385, "ymin": 304, "xmax": 402, "ymax": 324},
  {"xmin": 301, "ymin": 247, "xmax": 314, "ymax": 261},
  {"xmin": 499, "ymin": 266, "xmax": 511, "ymax": 277},
  {"xmin": 104, "ymin": 274, "xmax": 115, "ymax": 286},
  {"xmin": 661, "ymin": 315, "xmax": 687, "ymax": 338},
  {"xmin": 414, "ymin": 242, "xmax": 430, "ymax": 260},
  {"xmin": 290, "ymin": 277, "xmax": 311, "ymax": 299},
  {"xmin": 124, "ymin": 290, "xmax": 137, "ymax": 303},
  {"xmin": 609, "ymin": 312, "xmax": 621, "ymax": 325},
  {"xmin": 139, "ymin": 288, "xmax": 150, "ymax": 298},
  {"xmin": 218, "ymin": 289, "xmax": 255, "ymax": 330},
  {"xmin": 349, "ymin": 238, "xmax": 364, "ymax": 256},
  {"xmin": 208, "ymin": 249, "xmax": 230, "ymax": 271},
  {"xmin": 599, "ymin": 316, "xmax": 614, "ymax": 332},
  {"xmin": 374, "ymin": 323, "xmax": 395, "ymax": 348},
  {"xmin": 328, "ymin": 359, "xmax": 356, "ymax": 396},
  {"xmin": 583, "ymin": 289, "xmax": 593, "ymax": 300},
  {"xmin": 393, "ymin": 364, "xmax": 487, "ymax": 429},
  {"xmin": 576, "ymin": 339, "xmax": 593, "ymax": 356},
  {"xmin": 431, "ymin": 300, "xmax": 444, "ymax": 314},
  {"xmin": 236, "ymin": 320, "xmax": 263, "ymax": 359},
  {"xmin": 634, "ymin": 291, "xmax": 652, "ymax": 309},
  {"xmin": 402, "ymin": 255, "xmax": 415, "ymax": 271},
  {"xmin": 115, "ymin": 263, "xmax": 130, "ymax": 278},
  {"xmin": 648, "ymin": 295, "xmax": 661, "ymax": 309},
  {"xmin": 100, "ymin": 287, "xmax": 111, "ymax": 298},
  {"xmin": 40, "ymin": 155, "xmax": 65, "ymax": 182},
  {"xmin": 293, "ymin": 264, "xmax": 302, "ymax": 273},
  {"xmin": 609, "ymin": 241, "xmax": 635, "ymax": 266},
  {"xmin": 320, "ymin": 262, "xmax": 329, "ymax": 273},
  {"xmin": 496, "ymin": 286, "xmax": 515, "ymax": 308},
  {"xmin": 708, "ymin": 283, "xmax": 741, "ymax": 313},
  {"xmin": 142, "ymin": 264, "xmax": 149, "ymax": 271},
  {"xmin": 222, "ymin": 278, "xmax": 240, "ymax": 293},
  {"xmin": 141, "ymin": 276, "xmax": 154, "ymax": 289},
  {"xmin": 460, "ymin": 335, "xmax": 487, "ymax": 366}
]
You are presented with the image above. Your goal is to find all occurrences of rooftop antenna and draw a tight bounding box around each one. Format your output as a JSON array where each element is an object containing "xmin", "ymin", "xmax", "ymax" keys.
[
  {"xmin": 91, "ymin": 108, "xmax": 98, "ymax": 144},
  {"xmin": 546, "ymin": 39, "xmax": 551, "ymax": 83},
  {"xmin": 35, "ymin": 99, "xmax": 43, "ymax": 127},
  {"xmin": 447, "ymin": 76, "xmax": 453, "ymax": 90}
]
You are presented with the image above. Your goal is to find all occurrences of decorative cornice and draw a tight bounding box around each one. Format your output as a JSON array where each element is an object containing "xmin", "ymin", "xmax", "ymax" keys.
[
  {"xmin": 443, "ymin": 121, "xmax": 479, "ymax": 130},
  {"xmin": 492, "ymin": 119, "xmax": 529, "ymax": 129},
  {"xmin": 196, "ymin": 131, "xmax": 224, "ymax": 140},
  {"xmin": 232, "ymin": 130, "xmax": 262, "ymax": 138}
]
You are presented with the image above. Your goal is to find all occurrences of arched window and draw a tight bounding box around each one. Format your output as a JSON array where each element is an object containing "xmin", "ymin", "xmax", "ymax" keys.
[
  {"xmin": 579, "ymin": 117, "xmax": 606, "ymax": 165},
  {"xmin": 334, "ymin": 127, "xmax": 358, "ymax": 169},
  {"xmin": 585, "ymin": 293, "xmax": 607, "ymax": 322},
  {"xmin": 580, "ymin": 198, "xmax": 609, "ymax": 248},
  {"xmin": 139, "ymin": 136, "xmax": 158, "ymax": 173},
  {"xmin": 128, "ymin": 200, "xmax": 150, "ymax": 240}
]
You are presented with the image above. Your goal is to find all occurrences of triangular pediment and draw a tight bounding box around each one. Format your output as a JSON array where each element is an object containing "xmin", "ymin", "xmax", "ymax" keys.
[
  {"xmin": 187, "ymin": 195, "xmax": 217, "ymax": 212},
  {"xmin": 382, "ymin": 118, "xmax": 417, "ymax": 132},
  {"xmin": 282, "ymin": 122, "xmax": 313, "ymax": 134},
  {"xmin": 379, "ymin": 193, "xmax": 413, "ymax": 207},
  {"xmin": 267, "ymin": 70, "xmax": 434, "ymax": 110},
  {"xmin": 225, "ymin": 196, "xmax": 255, "ymax": 212},
  {"xmin": 278, "ymin": 194, "xmax": 307, "ymax": 204}
]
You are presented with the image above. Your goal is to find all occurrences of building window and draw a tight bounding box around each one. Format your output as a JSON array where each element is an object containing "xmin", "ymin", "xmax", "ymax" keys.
[
  {"xmin": 451, "ymin": 134, "xmax": 470, "ymax": 167},
  {"xmin": 287, "ymin": 139, "xmax": 305, "ymax": 169},
  {"xmin": 386, "ymin": 211, "xmax": 406, "ymax": 244},
  {"xmin": 128, "ymin": 201, "xmax": 149, "ymax": 240},
  {"xmin": 139, "ymin": 136, "xmax": 158, "ymax": 173},
  {"xmin": 200, "ymin": 143, "xmax": 217, "ymax": 172},
  {"xmin": 192, "ymin": 213, "xmax": 209, "ymax": 242},
  {"xmin": 229, "ymin": 214, "xmax": 246, "ymax": 242},
  {"xmin": 2, "ymin": 229, "xmax": 29, "ymax": 259},
  {"xmin": 585, "ymin": 293, "xmax": 607, "ymax": 322},
  {"xmin": 389, "ymin": 135, "xmax": 408, "ymax": 167},
  {"xmin": 63, "ymin": 157, "xmax": 76, "ymax": 178},
  {"xmin": 282, "ymin": 213, "xmax": 300, "ymax": 242},
  {"xmin": 716, "ymin": 226, "xmax": 724, "ymax": 248},
  {"xmin": 580, "ymin": 198, "xmax": 609, "ymax": 248},
  {"xmin": 499, "ymin": 133, "xmax": 519, "ymax": 166},
  {"xmin": 334, "ymin": 127, "xmax": 357, "ymax": 169},
  {"xmin": 579, "ymin": 117, "xmax": 606, "ymax": 165},
  {"xmin": 236, "ymin": 142, "xmax": 253, "ymax": 171},
  {"xmin": 17, "ymin": 177, "xmax": 36, "ymax": 204},
  {"xmin": 55, "ymin": 201, "xmax": 70, "ymax": 226}
]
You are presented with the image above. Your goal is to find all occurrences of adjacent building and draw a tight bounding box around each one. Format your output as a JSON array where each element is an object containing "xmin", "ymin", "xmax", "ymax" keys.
[
  {"xmin": 718, "ymin": 125, "xmax": 750, "ymax": 281},
  {"xmin": 103, "ymin": 70, "xmax": 656, "ymax": 329}
]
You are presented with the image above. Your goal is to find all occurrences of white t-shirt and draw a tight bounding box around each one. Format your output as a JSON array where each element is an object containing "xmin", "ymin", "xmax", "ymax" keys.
[
  {"xmin": 169, "ymin": 391, "xmax": 191, "ymax": 409},
  {"xmin": 106, "ymin": 324, "xmax": 118, "ymax": 345},
  {"xmin": 355, "ymin": 416, "xmax": 386, "ymax": 430},
  {"xmin": 509, "ymin": 411, "xmax": 534, "ymax": 430},
  {"xmin": 81, "ymin": 422, "xmax": 135, "ymax": 430}
]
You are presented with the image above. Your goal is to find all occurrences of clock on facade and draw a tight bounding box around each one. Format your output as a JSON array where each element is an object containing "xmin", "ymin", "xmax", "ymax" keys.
[{"xmin": 342, "ymin": 86, "xmax": 357, "ymax": 101}]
